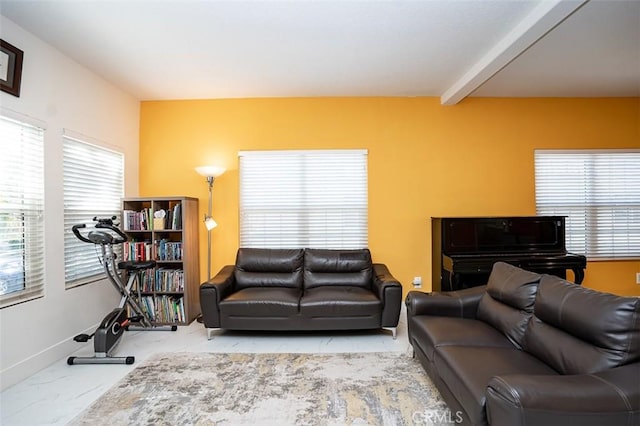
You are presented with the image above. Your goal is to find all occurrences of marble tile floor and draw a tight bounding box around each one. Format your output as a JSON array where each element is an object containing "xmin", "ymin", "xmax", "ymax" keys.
[{"xmin": 1, "ymin": 309, "xmax": 411, "ymax": 425}]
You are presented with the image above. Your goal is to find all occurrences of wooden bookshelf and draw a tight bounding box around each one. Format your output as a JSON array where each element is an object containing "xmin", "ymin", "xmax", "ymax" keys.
[{"xmin": 122, "ymin": 196, "xmax": 200, "ymax": 325}]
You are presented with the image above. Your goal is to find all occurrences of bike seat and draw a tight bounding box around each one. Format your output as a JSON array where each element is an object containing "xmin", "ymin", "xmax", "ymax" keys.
[{"xmin": 117, "ymin": 260, "xmax": 157, "ymax": 271}]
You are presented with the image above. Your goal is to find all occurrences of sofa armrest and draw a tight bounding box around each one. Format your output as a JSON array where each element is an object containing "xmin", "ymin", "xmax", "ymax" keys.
[
  {"xmin": 405, "ymin": 285, "xmax": 486, "ymax": 319},
  {"xmin": 486, "ymin": 363, "xmax": 640, "ymax": 426},
  {"xmin": 372, "ymin": 263, "xmax": 403, "ymax": 327},
  {"xmin": 199, "ymin": 265, "xmax": 235, "ymax": 328}
]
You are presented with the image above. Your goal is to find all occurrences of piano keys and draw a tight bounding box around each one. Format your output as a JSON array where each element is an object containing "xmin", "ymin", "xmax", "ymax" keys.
[{"xmin": 431, "ymin": 216, "xmax": 587, "ymax": 292}]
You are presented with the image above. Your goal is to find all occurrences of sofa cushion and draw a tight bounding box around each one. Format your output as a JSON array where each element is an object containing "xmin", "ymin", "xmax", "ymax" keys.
[
  {"xmin": 299, "ymin": 286, "xmax": 380, "ymax": 317},
  {"xmin": 523, "ymin": 275, "xmax": 640, "ymax": 374},
  {"xmin": 219, "ymin": 287, "xmax": 301, "ymax": 317},
  {"xmin": 434, "ymin": 345, "xmax": 558, "ymax": 425},
  {"xmin": 303, "ymin": 249, "xmax": 373, "ymax": 289},
  {"xmin": 476, "ymin": 262, "xmax": 542, "ymax": 348},
  {"xmin": 408, "ymin": 316, "xmax": 514, "ymax": 363},
  {"xmin": 234, "ymin": 248, "xmax": 304, "ymax": 290}
]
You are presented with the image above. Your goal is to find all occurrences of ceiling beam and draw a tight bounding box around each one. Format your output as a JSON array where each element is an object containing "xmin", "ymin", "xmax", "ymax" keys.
[{"xmin": 440, "ymin": 0, "xmax": 589, "ymax": 105}]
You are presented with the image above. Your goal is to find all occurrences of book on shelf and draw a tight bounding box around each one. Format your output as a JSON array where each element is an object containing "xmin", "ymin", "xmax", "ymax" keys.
[
  {"xmin": 141, "ymin": 296, "xmax": 155, "ymax": 321},
  {"xmin": 133, "ymin": 295, "xmax": 185, "ymax": 323},
  {"xmin": 171, "ymin": 202, "xmax": 182, "ymax": 230},
  {"xmin": 126, "ymin": 268, "xmax": 155, "ymax": 293},
  {"xmin": 154, "ymin": 239, "xmax": 183, "ymax": 261},
  {"xmin": 123, "ymin": 208, "xmax": 153, "ymax": 231},
  {"xmin": 123, "ymin": 241, "xmax": 153, "ymax": 262},
  {"xmin": 154, "ymin": 268, "xmax": 184, "ymax": 292}
]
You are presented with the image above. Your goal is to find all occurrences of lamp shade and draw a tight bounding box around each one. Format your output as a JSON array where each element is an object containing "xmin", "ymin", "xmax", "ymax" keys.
[
  {"xmin": 195, "ymin": 165, "xmax": 226, "ymax": 178},
  {"xmin": 204, "ymin": 216, "xmax": 217, "ymax": 230}
]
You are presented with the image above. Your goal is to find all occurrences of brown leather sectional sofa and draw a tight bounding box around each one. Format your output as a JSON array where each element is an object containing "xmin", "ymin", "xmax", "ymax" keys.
[
  {"xmin": 200, "ymin": 248, "xmax": 402, "ymax": 340},
  {"xmin": 406, "ymin": 262, "xmax": 640, "ymax": 426}
]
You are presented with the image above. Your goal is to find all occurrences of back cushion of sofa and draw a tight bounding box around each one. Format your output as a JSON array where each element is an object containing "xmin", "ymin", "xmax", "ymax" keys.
[
  {"xmin": 523, "ymin": 275, "xmax": 640, "ymax": 375},
  {"xmin": 303, "ymin": 249, "xmax": 373, "ymax": 289},
  {"xmin": 476, "ymin": 262, "xmax": 542, "ymax": 348},
  {"xmin": 234, "ymin": 248, "xmax": 304, "ymax": 290}
]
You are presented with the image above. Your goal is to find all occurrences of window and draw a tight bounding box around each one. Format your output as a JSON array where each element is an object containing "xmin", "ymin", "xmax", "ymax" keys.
[
  {"xmin": 535, "ymin": 149, "xmax": 640, "ymax": 260},
  {"xmin": 63, "ymin": 132, "xmax": 124, "ymax": 287},
  {"xmin": 239, "ymin": 149, "xmax": 368, "ymax": 248},
  {"xmin": 0, "ymin": 113, "xmax": 45, "ymax": 308}
]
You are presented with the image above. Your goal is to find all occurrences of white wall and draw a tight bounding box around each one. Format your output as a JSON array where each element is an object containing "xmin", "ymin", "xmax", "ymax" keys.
[{"xmin": 0, "ymin": 16, "xmax": 140, "ymax": 390}]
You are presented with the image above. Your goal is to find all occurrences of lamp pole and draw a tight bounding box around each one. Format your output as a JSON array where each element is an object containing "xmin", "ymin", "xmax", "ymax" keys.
[
  {"xmin": 206, "ymin": 175, "xmax": 214, "ymax": 280},
  {"xmin": 195, "ymin": 165, "xmax": 225, "ymax": 282}
]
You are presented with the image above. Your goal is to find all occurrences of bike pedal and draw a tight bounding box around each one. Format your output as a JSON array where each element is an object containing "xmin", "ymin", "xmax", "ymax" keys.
[{"xmin": 73, "ymin": 334, "xmax": 91, "ymax": 342}]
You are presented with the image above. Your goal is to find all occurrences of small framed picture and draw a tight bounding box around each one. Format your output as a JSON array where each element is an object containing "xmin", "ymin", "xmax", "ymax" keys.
[{"xmin": 1, "ymin": 39, "xmax": 24, "ymax": 97}]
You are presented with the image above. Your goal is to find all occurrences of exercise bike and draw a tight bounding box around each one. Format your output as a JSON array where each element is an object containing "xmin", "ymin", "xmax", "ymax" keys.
[{"xmin": 67, "ymin": 216, "xmax": 176, "ymax": 366}]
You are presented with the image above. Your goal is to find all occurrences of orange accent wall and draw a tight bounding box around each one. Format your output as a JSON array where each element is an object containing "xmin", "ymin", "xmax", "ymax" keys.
[{"xmin": 139, "ymin": 97, "xmax": 640, "ymax": 297}]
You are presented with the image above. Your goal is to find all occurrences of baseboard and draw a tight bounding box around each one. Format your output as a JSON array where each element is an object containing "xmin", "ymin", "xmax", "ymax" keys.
[{"xmin": 1, "ymin": 323, "xmax": 98, "ymax": 391}]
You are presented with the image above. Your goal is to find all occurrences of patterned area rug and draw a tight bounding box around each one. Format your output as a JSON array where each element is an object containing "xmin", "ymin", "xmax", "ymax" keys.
[{"xmin": 70, "ymin": 352, "xmax": 450, "ymax": 426}]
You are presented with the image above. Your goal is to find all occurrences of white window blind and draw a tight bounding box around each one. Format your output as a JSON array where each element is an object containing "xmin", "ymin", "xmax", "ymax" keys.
[
  {"xmin": 0, "ymin": 114, "xmax": 45, "ymax": 308},
  {"xmin": 63, "ymin": 132, "xmax": 124, "ymax": 287},
  {"xmin": 535, "ymin": 149, "xmax": 640, "ymax": 260},
  {"xmin": 239, "ymin": 149, "xmax": 368, "ymax": 248}
]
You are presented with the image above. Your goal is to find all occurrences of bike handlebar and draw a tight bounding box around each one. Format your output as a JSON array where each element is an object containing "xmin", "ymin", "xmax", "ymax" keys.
[
  {"xmin": 95, "ymin": 222, "xmax": 128, "ymax": 244},
  {"xmin": 71, "ymin": 224, "xmax": 93, "ymax": 244},
  {"xmin": 72, "ymin": 217, "xmax": 128, "ymax": 245}
]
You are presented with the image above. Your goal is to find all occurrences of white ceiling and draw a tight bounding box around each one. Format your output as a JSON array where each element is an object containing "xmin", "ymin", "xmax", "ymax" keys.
[{"xmin": 1, "ymin": 0, "xmax": 638, "ymax": 103}]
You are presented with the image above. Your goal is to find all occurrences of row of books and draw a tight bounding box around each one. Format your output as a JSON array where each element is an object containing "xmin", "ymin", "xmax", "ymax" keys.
[
  {"xmin": 123, "ymin": 241, "xmax": 153, "ymax": 262},
  {"xmin": 131, "ymin": 295, "xmax": 186, "ymax": 324},
  {"xmin": 128, "ymin": 268, "xmax": 184, "ymax": 293},
  {"xmin": 123, "ymin": 240, "xmax": 183, "ymax": 262},
  {"xmin": 155, "ymin": 268, "xmax": 185, "ymax": 292},
  {"xmin": 156, "ymin": 240, "xmax": 183, "ymax": 261},
  {"xmin": 134, "ymin": 268, "xmax": 154, "ymax": 292},
  {"xmin": 169, "ymin": 203, "xmax": 182, "ymax": 230},
  {"xmin": 122, "ymin": 203, "xmax": 182, "ymax": 231},
  {"xmin": 122, "ymin": 208, "xmax": 153, "ymax": 231}
]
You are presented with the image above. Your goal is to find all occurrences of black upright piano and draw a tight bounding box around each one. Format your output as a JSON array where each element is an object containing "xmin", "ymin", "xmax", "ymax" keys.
[{"xmin": 431, "ymin": 216, "xmax": 587, "ymax": 292}]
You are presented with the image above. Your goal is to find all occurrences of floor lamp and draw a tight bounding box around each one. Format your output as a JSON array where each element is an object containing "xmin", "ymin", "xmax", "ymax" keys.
[{"xmin": 195, "ymin": 165, "xmax": 225, "ymax": 280}]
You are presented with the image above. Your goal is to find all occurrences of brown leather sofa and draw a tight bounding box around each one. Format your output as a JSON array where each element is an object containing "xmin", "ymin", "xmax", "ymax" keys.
[
  {"xmin": 406, "ymin": 262, "xmax": 640, "ymax": 426},
  {"xmin": 200, "ymin": 248, "xmax": 402, "ymax": 340}
]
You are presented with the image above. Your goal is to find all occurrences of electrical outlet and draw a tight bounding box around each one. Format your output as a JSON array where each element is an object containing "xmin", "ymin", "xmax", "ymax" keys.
[
  {"xmin": 636, "ymin": 272, "xmax": 640, "ymax": 285},
  {"xmin": 412, "ymin": 276, "xmax": 422, "ymax": 288}
]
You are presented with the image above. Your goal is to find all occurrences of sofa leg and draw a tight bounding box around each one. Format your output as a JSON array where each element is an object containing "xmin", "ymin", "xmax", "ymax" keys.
[
  {"xmin": 206, "ymin": 328, "xmax": 221, "ymax": 340},
  {"xmin": 383, "ymin": 327, "xmax": 397, "ymax": 339}
]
